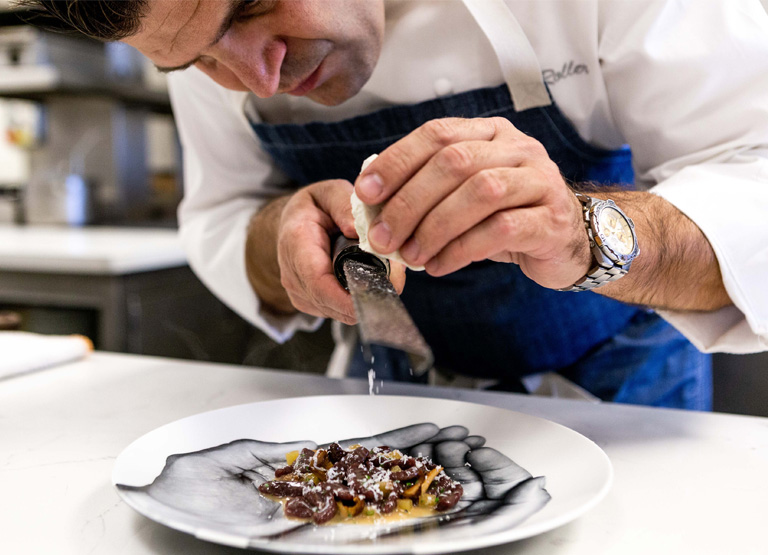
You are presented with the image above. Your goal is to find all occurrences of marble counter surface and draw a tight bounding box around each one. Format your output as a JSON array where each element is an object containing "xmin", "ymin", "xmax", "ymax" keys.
[{"xmin": 2, "ymin": 352, "xmax": 767, "ymax": 554}]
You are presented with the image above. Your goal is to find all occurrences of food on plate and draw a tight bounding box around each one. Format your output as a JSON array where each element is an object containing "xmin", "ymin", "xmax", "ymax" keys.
[{"xmin": 258, "ymin": 443, "xmax": 464, "ymax": 525}]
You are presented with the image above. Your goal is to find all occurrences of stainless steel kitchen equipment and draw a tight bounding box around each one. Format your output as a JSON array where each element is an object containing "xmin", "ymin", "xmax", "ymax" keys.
[
  {"xmin": 0, "ymin": 18, "xmax": 176, "ymax": 225},
  {"xmin": 0, "ymin": 185, "xmax": 23, "ymax": 223}
]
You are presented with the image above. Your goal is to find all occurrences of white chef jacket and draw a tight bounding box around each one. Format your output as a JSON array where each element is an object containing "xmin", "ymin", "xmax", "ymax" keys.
[{"xmin": 168, "ymin": 0, "xmax": 768, "ymax": 353}]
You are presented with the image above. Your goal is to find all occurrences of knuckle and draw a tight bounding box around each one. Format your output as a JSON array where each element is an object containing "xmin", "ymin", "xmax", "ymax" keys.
[
  {"xmin": 494, "ymin": 210, "xmax": 519, "ymax": 237},
  {"xmin": 543, "ymin": 160, "xmax": 565, "ymax": 183},
  {"xmin": 421, "ymin": 118, "xmax": 460, "ymax": 146},
  {"xmin": 435, "ymin": 143, "xmax": 474, "ymax": 177},
  {"xmin": 470, "ymin": 169, "xmax": 507, "ymax": 204},
  {"xmin": 278, "ymin": 218, "xmax": 306, "ymax": 243},
  {"xmin": 383, "ymin": 143, "xmax": 417, "ymax": 179},
  {"xmin": 416, "ymin": 217, "xmax": 446, "ymax": 252},
  {"xmin": 488, "ymin": 116, "xmax": 514, "ymax": 132},
  {"xmin": 520, "ymin": 135, "xmax": 548, "ymax": 158},
  {"xmin": 551, "ymin": 196, "xmax": 577, "ymax": 229},
  {"xmin": 386, "ymin": 191, "xmax": 420, "ymax": 225}
]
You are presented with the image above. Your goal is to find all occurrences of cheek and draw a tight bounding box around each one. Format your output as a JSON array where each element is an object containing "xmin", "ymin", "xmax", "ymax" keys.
[{"xmin": 195, "ymin": 61, "xmax": 249, "ymax": 92}]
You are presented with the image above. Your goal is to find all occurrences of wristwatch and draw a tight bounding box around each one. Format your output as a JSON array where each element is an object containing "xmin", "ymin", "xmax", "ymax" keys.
[{"xmin": 559, "ymin": 192, "xmax": 640, "ymax": 292}]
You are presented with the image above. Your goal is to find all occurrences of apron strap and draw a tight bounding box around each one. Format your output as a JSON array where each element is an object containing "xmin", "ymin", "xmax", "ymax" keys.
[{"xmin": 461, "ymin": 0, "xmax": 551, "ymax": 111}]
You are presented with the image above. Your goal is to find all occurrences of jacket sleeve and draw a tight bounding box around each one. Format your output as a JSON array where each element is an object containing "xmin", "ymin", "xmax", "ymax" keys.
[
  {"xmin": 598, "ymin": 0, "xmax": 768, "ymax": 352},
  {"xmin": 168, "ymin": 68, "xmax": 323, "ymax": 343}
]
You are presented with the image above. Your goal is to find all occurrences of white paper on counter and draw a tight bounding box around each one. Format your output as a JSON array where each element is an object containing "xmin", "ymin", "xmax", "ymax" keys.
[{"xmin": 0, "ymin": 331, "xmax": 93, "ymax": 380}]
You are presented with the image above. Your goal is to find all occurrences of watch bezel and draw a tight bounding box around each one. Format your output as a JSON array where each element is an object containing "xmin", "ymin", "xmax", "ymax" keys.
[{"xmin": 589, "ymin": 199, "xmax": 639, "ymax": 266}]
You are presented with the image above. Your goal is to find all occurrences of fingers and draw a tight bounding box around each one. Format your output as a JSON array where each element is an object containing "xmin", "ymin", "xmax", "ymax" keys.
[
  {"xmin": 408, "ymin": 426, "xmax": 477, "ymax": 459},
  {"xmin": 423, "ymin": 206, "xmax": 545, "ymax": 277},
  {"xmin": 201, "ymin": 439, "xmax": 318, "ymax": 470},
  {"xmin": 328, "ymin": 423, "xmax": 441, "ymax": 451},
  {"xmin": 415, "ymin": 441, "xmax": 533, "ymax": 502},
  {"xmin": 434, "ymin": 439, "xmax": 472, "ymax": 466},
  {"xmin": 361, "ymin": 139, "xmax": 528, "ymax": 254},
  {"xmin": 431, "ymin": 440, "xmax": 484, "ymax": 501},
  {"xmin": 313, "ymin": 180, "xmax": 358, "ymax": 239},
  {"xmin": 424, "ymin": 425, "xmax": 470, "ymax": 443},
  {"xmin": 400, "ymin": 167, "xmax": 547, "ymax": 270},
  {"xmin": 355, "ymin": 117, "xmax": 515, "ymax": 206},
  {"xmin": 426, "ymin": 201, "xmax": 586, "ymax": 289},
  {"xmin": 501, "ymin": 475, "xmax": 550, "ymax": 507},
  {"xmin": 464, "ymin": 436, "xmax": 486, "ymax": 449},
  {"xmin": 350, "ymin": 116, "xmax": 579, "ymax": 286},
  {"xmin": 374, "ymin": 423, "xmax": 441, "ymax": 448},
  {"xmin": 277, "ymin": 180, "xmax": 359, "ymax": 324},
  {"xmin": 356, "ymin": 122, "xmax": 536, "ymax": 256},
  {"xmin": 410, "ymin": 427, "xmax": 484, "ymax": 502},
  {"xmin": 279, "ymin": 242, "xmax": 357, "ymax": 324},
  {"xmin": 466, "ymin": 447, "xmax": 532, "ymax": 500},
  {"xmin": 463, "ymin": 476, "xmax": 551, "ymax": 526}
]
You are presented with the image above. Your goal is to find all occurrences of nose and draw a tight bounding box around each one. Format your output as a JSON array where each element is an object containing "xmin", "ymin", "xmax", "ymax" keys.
[{"xmin": 207, "ymin": 35, "xmax": 287, "ymax": 97}]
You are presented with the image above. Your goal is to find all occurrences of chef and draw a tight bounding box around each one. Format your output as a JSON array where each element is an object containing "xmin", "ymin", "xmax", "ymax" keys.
[{"xmin": 29, "ymin": 0, "xmax": 768, "ymax": 409}]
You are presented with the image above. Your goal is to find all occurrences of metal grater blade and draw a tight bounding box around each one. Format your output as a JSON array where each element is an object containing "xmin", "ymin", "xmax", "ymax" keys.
[{"xmin": 343, "ymin": 259, "xmax": 433, "ymax": 375}]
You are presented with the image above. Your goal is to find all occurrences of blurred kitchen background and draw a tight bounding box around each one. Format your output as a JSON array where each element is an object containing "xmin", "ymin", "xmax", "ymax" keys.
[
  {"xmin": 0, "ymin": 0, "xmax": 765, "ymax": 416},
  {"xmin": 0, "ymin": 0, "xmax": 334, "ymax": 375}
]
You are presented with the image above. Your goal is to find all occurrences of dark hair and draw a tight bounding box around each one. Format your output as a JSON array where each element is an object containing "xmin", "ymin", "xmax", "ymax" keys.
[{"xmin": 14, "ymin": 0, "xmax": 149, "ymax": 41}]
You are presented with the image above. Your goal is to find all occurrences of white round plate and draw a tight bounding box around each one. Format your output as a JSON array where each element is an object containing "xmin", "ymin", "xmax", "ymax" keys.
[{"xmin": 113, "ymin": 395, "xmax": 611, "ymax": 553}]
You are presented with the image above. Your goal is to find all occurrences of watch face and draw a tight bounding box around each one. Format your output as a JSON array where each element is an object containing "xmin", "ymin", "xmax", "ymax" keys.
[{"xmin": 598, "ymin": 206, "xmax": 635, "ymax": 256}]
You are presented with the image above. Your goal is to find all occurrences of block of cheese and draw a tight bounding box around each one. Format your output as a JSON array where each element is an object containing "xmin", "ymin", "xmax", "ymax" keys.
[{"xmin": 351, "ymin": 154, "xmax": 425, "ymax": 271}]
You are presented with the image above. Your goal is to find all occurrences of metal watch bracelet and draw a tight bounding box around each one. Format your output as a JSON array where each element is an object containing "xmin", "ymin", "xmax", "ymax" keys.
[
  {"xmin": 558, "ymin": 193, "xmax": 634, "ymax": 293},
  {"xmin": 563, "ymin": 263, "xmax": 628, "ymax": 292}
]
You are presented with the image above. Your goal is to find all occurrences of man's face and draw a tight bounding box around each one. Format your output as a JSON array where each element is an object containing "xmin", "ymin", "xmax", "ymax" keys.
[{"xmin": 124, "ymin": 0, "xmax": 385, "ymax": 106}]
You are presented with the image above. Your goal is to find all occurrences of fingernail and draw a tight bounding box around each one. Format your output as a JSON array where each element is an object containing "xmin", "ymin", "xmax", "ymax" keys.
[
  {"xmin": 369, "ymin": 221, "xmax": 391, "ymax": 250},
  {"xmin": 357, "ymin": 173, "xmax": 383, "ymax": 200},
  {"xmin": 400, "ymin": 239, "xmax": 420, "ymax": 263}
]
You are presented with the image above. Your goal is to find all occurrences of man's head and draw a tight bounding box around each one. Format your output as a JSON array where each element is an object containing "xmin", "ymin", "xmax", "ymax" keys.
[
  {"xmin": 17, "ymin": 0, "xmax": 148, "ymax": 40},
  {"xmin": 21, "ymin": 0, "xmax": 385, "ymax": 106}
]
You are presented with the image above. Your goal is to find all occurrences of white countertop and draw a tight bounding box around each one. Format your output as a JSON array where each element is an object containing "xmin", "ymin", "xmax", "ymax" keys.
[
  {"xmin": 2, "ymin": 352, "xmax": 767, "ymax": 555},
  {"xmin": 0, "ymin": 224, "xmax": 187, "ymax": 274}
]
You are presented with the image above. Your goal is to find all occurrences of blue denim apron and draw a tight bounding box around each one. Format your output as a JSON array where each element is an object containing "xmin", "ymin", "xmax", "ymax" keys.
[{"xmin": 248, "ymin": 84, "xmax": 711, "ymax": 410}]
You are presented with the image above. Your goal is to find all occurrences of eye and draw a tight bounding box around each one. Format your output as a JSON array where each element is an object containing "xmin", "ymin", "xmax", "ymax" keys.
[{"xmin": 235, "ymin": 0, "xmax": 278, "ymax": 21}]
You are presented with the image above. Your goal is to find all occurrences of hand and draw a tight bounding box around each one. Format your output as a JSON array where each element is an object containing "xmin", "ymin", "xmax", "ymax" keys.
[
  {"xmin": 247, "ymin": 179, "xmax": 406, "ymax": 325},
  {"xmin": 323, "ymin": 423, "xmax": 550, "ymax": 531},
  {"xmin": 132, "ymin": 438, "xmax": 317, "ymax": 526},
  {"xmin": 402, "ymin": 425, "xmax": 551, "ymax": 528},
  {"xmin": 116, "ymin": 423, "xmax": 548, "ymax": 542},
  {"xmin": 116, "ymin": 424, "xmax": 443, "ymax": 534},
  {"xmin": 354, "ymin": 117, "xmax": 591, "ymax": 289}
]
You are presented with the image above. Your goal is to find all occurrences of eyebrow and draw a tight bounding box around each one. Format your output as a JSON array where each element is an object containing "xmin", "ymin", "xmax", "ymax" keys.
[{"xmin": 154, "ymin": 0, "xmax": 245, "ymax": 74}]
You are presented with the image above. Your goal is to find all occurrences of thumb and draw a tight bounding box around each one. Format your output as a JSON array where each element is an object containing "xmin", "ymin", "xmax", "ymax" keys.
[
  {"xmin": 309, "ymin": 179, "xmax": 356, "ymax": 237},
  {"xmin": 389, "ymin": 261, "xmax": 407, "ymax": 295}
]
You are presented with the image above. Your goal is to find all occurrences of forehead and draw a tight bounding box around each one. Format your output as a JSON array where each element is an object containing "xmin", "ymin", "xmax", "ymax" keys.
[{"xmin": 125, "ymin": 0, "xmax": 230, "ymax": 63}]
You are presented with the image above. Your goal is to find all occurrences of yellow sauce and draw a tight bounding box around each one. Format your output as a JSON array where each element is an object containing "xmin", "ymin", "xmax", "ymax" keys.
[
  {"xmin": 268, "ymin": 496, "xmax": 440, "ymax": 526},
  {"xmin": 331, "ymin": 504, "xmax": 439, "ymax": 525}
]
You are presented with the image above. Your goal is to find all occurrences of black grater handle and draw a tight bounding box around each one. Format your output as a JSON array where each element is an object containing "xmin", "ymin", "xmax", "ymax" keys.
[{"xmin": 331, "ymin": 235, "xmax": 390, "ymax": 291}]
